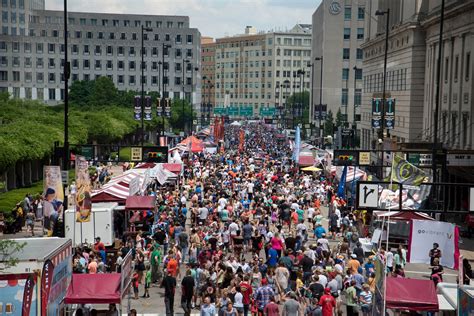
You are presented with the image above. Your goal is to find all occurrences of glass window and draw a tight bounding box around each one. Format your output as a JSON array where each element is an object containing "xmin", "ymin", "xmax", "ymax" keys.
[
  {"xmin": 356, "ymin": 48, "xmax": 363, "ymax": 60},
  {"xmin": 11, "ymin": 12, "xmax": 16, "ymax": 23},
  {"xmin": 344, "ymin": 28, "xmax": 350, "ymax": 40},
  {"xmin": 344, "ymin": 7, "xmax": 351, "ymax": 20},
  {"xmin": 343, "ymin": 48, "xmax": 350, "ymax": 60},
  {"xmin": 2, "ymin": 11, "xmax": 7, "ymax": 23},
  {"xmin": 354, "ymin": 88, "xmax": 362, "ymax": 105},
  {"xmin": 355, "ymin": 68, "xmax": 363, "ymax": 80},
  {"xmin": 357, "ymin": 28, "xmax": 364, "ymax": 39},
  {"xmin": 342, "ymin": 68, "xmax": 349, "ymax": 80},
  {"xmin": 466, "ymin": 52, "xmax": 470, "ymax": 81},
  {"xmin": 358, "ymin": 7, "xmax": 365, "ymax": 19},
  {"xmin": 341, "ymin": 88, "xmax": 348, "ymax": 105},
  {"xmin": 187, "ymin": 34, "xmax": 193, "ymax": 44}
]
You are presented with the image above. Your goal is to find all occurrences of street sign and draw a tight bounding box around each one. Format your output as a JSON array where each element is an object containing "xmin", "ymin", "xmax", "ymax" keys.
[
  {"xmin": 228, "ymin": 107, "xmax": 239, "ymax": 116},
  {"xmin": 385, "ymin": 98, "xmax": 395, "ymax": 129},
  {"xmin": 358, "ymin": 183, "xmax": 379, "ymax": 208},
  {"xmin": 260, "ymin": 107, "xmax": 276, "ymax": 117},
  {"xmin": 406, "ymin": 153, "xmax": 420, "ymax": 166},
  {"xmin": 81, "ymin": 146, "xmax": 94, "ymax": 160},
  {"xmin": 372, "ymin": 98, "xmax": 382, "ymax": 129},
  {"xmin": 239, "ymin": 107, "xmax": 253, "ymax": 117},
  {"xmin": 130, "ymin": 147, "xmax": 142, "ymax": 161},
  {"xmin": 61, "ymin": 170, "xmax": 68, "ymax": 185},
  {"xmin": 213, "ymin": 107, "xmax": 227, "ymax": 115},
  {"xmin": 359, "ymin": 152, "xmax": 370, "ymax": 165}
]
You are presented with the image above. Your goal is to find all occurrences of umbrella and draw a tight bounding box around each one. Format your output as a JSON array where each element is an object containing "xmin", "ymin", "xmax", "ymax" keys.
[{"xmin": 301, "ymin": 166, "xmax": 322, "ymax": 172}]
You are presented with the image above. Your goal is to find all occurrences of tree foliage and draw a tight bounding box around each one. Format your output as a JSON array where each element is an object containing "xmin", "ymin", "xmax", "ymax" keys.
[
  {"xmin": 0, "ymin": 239, "xmax": 26, "ymax": 272},
  {"xmin": 324, "ymin": 110, "xmax": 335, "ymax": 137}
]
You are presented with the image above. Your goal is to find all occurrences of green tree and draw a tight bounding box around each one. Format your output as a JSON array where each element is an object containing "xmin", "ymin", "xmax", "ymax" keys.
[
  {"xmin": 0, "ymin": 240, "xmax": 26, "ymax": 272},
  {"xmin": 69, "ymin": 80, "xmax": 94, "ymax": 106},
  {"xmin": 170, "ymin": 99, "xmax": 193, "ymax": 132},
  {"xmin": 90, "ymin": 76, "xmax": 119, "ymax": 106},
  {"xmin": 286, "ymin": 91, "xmax": 310, "ymax": 127},
  {"xmin": 324, "ymin": 110, "xmax": 334, "ymax": 136}
]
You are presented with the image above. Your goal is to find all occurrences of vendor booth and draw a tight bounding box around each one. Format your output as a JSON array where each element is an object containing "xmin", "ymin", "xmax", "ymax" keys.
[
  {"xmin": 65, "ymin": 273, "xmax": 121, "ymax": 304},
  {"xmin": 125, "ymin": 195, "xmax": 156, "ymax": 234},
  {"xmin": 179, "ymin": 136, "xmax": 204, "ymax": 153},
  {"xmin": 386, "ymin": 278, "xmax": 439, "ymax": 312}
]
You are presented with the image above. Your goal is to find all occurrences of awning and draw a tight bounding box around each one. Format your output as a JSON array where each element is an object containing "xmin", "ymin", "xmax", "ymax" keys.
[
  {"xmin": 437, "ymin": 294, "xmax": 455, "ymax": 311},
  {"xmin": 298, "ymin": 155, "xmax": 315, "ymax": 166},
  {"xmin": 163, "ymin": 163, "xmax": 182, "ymax": 174},
  {"xmin": 386, "ymin": 278, "xmax": 439, "ymax": 311},
  {"xmin": 64, "ymin": 273, "xmax": 121, "ymax": 304},
  {"xmin": 179, "ymin": 136, "xmax": 204, "ymax": 153},
  {"xmin": 301, "ymin": 166, "xmax": 322, "ymax": 172},
  {"xmin": 373, "ymin": 211, "xmax": 434, "ymax": 221},
  {"xmin": 91, "ymin": 183, "xmax": 129, "ymax": 203},
  {"xmin": 125, "ymin": 195, "xmax": 156, "ymax": 210}
]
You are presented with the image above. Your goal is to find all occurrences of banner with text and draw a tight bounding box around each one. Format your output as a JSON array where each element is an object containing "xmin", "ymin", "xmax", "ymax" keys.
[
  {"xmin": 75, "ymin": 155, "xmax": 92, "ymax": 222},
  {"xmin": 409, "ymin": 219, "xmax": 460, "ymax": 269}
]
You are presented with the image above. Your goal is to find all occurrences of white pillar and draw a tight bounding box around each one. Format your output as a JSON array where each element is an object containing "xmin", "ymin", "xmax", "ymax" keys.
[
  {"xmin": 55, "ymin": 88, "xmax": 60, "ymax": 101},
  {"xmin": 19, "ymin": 87, "xmax": 25, "ymax": 98},
  {"xmin": 32, "ymin": 87, "xmax": 37, "ymax": 100}
]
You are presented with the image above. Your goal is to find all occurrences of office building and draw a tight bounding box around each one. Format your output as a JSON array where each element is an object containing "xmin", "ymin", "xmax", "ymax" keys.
[
  {"xmin": 421, "ymin": 0, "xmax": 474, "ymax": 150},
  {"xmin": 0, "ymin": 0, "xmax": 202, "ymax": 110},
  {"xmin": 359, "ymin": 0, "xmax": 427, "ymax": 150},
  {"xmin": 201, "ymin": 36, "xmax": 216, "ymax": 125},
  {"xmin": 311, "ymin": 0, "xmax": 366, "ymax": 139},
  {"xmin": 213, "ymin": 24, "xmax": 311, "ymax": 121}
]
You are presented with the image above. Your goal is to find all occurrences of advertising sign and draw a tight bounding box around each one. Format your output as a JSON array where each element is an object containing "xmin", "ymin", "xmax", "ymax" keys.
[
  {"xmin": 372, "ymin": 98, "xmax": 382, "ymax": 129},
  {"xmin": 385, "ymin": 98, "xmax": 395, "ymax": 129},
  {"xmin": 75, "ymin": 155, "xmax": 92, "ymax": 222},
  {"xmin": 144, "ymin": 96, "xmax": 152, "ymax": 121},
  {"xmin": 43, "ymin": 166, "xmax": 64, "ymax": 203},
  {"xmin": 41, "ymin": 259, "xmax": 55, "ymax": 316},
  {"xmin": 129, "ymin": 176, "xmax": 140, "ymax": 196},
  {"xmin": 133, "ymin": 96, "xmax": 141, "ymax": 120},
  {"xmin": 21, "ymin": 275, "xmax": 36, "ymax": 316},
  {"xmin": 409, "ymin": 220, "xmax": 459, "ymax": 269},
  {"xmin": 46, "ymin": 253, "xmax": 72, "ymax": 316}
]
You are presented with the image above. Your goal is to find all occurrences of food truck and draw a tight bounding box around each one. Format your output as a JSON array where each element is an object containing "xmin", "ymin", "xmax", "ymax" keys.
[{"xmin": 0, "ymin": 238, "xmax": 72, "ymax": 315}]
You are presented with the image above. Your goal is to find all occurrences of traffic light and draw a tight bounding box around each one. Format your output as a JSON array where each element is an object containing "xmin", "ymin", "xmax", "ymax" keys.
[
  {"xmin": 142, "ymin": 146, "xmax": 168, "ymax": 163},
  {"xmin": 334, "ymin": 150, "xmax": 358, "ymax": 166}
]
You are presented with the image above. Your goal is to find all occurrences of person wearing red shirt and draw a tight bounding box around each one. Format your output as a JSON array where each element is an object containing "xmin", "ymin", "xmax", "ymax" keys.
[
  {"xmin": 166, "ymin": 254, "xmax": 179, "ymax": 277},
  {"xmin": 240, "ymin": 276, "xmax": 253, "ymax": 316},
  {"xmin": 263, "ymin": 296, "xmax": 279, "ymax": 316},
  {"xmin": 319, "ymin": 288, "xmax": 336, "ymax": 316}
]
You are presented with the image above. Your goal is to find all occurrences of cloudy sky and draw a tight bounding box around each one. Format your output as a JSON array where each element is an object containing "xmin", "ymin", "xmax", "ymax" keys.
[{"xmin": 46, "ymin": 0, "xmax": 322, "ymax": 38}]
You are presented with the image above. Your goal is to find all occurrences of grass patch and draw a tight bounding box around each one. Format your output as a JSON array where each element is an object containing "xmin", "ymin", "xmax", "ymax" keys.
[{"xmin": 0, "ymin": 181, "xmax": 43, "ymax": 214}]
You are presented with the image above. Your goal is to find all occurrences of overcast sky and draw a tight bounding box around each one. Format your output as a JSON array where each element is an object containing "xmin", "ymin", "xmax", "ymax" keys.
[{"xmin": 46, "ymin": 0, "xmax": 322, "ymax": 38}]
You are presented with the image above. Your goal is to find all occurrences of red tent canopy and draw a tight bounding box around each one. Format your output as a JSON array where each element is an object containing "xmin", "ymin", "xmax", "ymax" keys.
[
  {"xmin": 298, "ymin": 155, "xmax": 315, "ymax": 166},
  {"xmin": 125, "ymin": 195, "xmax": 156, "ymax": 210},
  {"xmin": 64, "ymin": 273, "xmax": 122, "ymax": 304},
  {"xmin": 179, "ymin": 136, "xmax": 204, "ymax": 153},
  {"xmin": 163, "ymin": 163, "xmax": 182, "ymax": 174},
  {"xmin": 386, "ymin": 278, "xmax": 439, "ymax": 311}
]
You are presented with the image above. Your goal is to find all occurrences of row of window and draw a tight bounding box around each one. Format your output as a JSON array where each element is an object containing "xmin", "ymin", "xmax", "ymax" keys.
[
  {"xmin": 343, "ymin": 28, "xmax": 364, "ymax": 40},
  {"xmin": 1, "ymin": 0, "xmax": 25, "ymax": 9},
  {"xmin": 216, "ymin": 49, "xmax": 274, "ymax": 59},
  {"xmin": 363, "ymin": 69, "xmax": 408, "ymax": 93},
  {"xmin": 1, "ymin": 11, "xmax": 26, "ymax": 24},
  {"xmin": 0, "ymin": 42, "xmax": 194, "ymax": 58},
  {"xmin": 343, "ymin": 48, "xmax": 364, "ymax": 60},
  {"xmin": 344, "ymin": 6, "xmax": 366, "ymax": 20},
  {"xmin": 342, "ymin": 68, "xmax": 363, "ymax": 80},
  {"xmin": 341, "ymin": 88, "xmax": 362, "ymax": 106},
  {"xmin": 444, "ymin": 52, "xmax": 471, "ymax": 83},
  {"xmin": 216, "ymin": 92, "xmax": 274, "ymax": 100},
  {"xmin": 0, "ymin": 70, "xmax": 193, "ymax": 86},
  {"xmin": 215, "ymin": 82, "xmax": 310, "ymax": 90}
]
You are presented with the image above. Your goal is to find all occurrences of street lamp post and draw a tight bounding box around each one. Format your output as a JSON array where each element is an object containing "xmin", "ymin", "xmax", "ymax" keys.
[
  {"xmin": 284, "ymin": 80, "xmax": 290, "ymax": 129},
  {"xmin": 375, "ymin": 8, "xmax": 390, "ymax": 177},
  {"xmin": 315, "ymin": 57, "xmax": 323, "ymax": 142},
  {"xmin": 141, "ymin": 25, "xmax": 153, "ymax": 146},
  {"xmin": 208, "ymin": 81, "xmax": 213, "ymax": 124},
  {"xmin": 161, "ymin": 43, "xmax": 171, "ymax": 136},
  {"xmin": 353, "ymin": 66, "xmax": 360, "ymax": 148},
  {"xmin": 308, "ymin": 61, "xmax": 314, "ymax": 139},
  {"xmin": 202, "ymin": 75, "xmax": 207, "ymax": 125}
]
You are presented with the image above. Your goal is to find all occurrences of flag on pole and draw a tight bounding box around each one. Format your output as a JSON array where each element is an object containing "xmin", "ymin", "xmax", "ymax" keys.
[
  {"xmin": 390, "ymin": 154, "xmax": 426, "ymax": 185},
  {"xmin": 337, "ymin": 165, "xmax": 348, "ymax": 199}
]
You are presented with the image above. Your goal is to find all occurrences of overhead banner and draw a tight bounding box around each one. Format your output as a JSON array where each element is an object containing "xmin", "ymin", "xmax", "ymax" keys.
[
  {"xmin": 43, "ymin": 166, "xmax": 64, "ymax": 203},
  {"xmin": 133, "ymin": 96, "xmax": 141, "ymax": 120},
  {"xmin": 409, "ymin": 219, "xmax": 460, "ymax": 269},
  {"xmin": 372, "ymin": 98, "xmax": 382, "ymax": 129},
  {"xmin": 75, "ymin": 155, "xmax": 92, "ymax": 222},
  {"xmin": 385, "ymin": 98, "xmax": 395, "ymax": 129},
  {"xmin": 21, "ymin": 274, "xmax": 36, "ymax": 316},
  {"xmin": 40, "ymin": 259, "xmax": 55, "ymax": 316},
  {"xmin": 144, "ymin": 96, "xmax": 152, "ymax": 121}
]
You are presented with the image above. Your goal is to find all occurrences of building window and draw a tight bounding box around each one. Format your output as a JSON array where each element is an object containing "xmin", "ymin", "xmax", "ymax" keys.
[
  {"xmin": 176, "ymin": 34, "xmax": 182, "ymax": 44},
  {"xmin": 344, "ymin": 7, "xmax": 351, "ymax": 20},
  {"xmin": 344, "ymin": 28, "xmax": 350, "ymax": 40},
  {"xmin": 129, "ymin": 75, "xmax": 135, "ymax": 85},
  {"xmin": 358, "ymin": 7, "xmax": 365, "ymax": 19},
  {"xmin": 356, "ymin": 48, "xmax": 363, "ymax": 60},
  {"xmin": 48, "ymin": 43, "xmax": 55, "ymax": 53},
  {"xmin": 357, "ymin": 28, "xmax": 364, "ymax": 39},
  {"xmin": 129, "ymin": 61, "xmax": 135, "ymax": 70},
  {"xmin": 48, "ymin": 88, "xmax": 55, "ymax": 100},
  {"xmin": 444, "ymin": 57, "xmax": 449, "ymax": 82},
  {"xmin": 83, "ymin": 60, "xmax": 90, "ymax": 69},
  {"xmin": 343, "ymin": 48, "xmax": 350, "ymax": 60},
  {"xmin": 187, "ymin": 34, "xmax": 193, "ymax": 44},
  {"xmin": 355, "ymin": 68, "xmax": 362, "ymax": 80},
  {"xmin": 167, "ymin": 21, "xmax": 173, "ymax": 28},
  {"xmin": 84, "ymin": 45, "xmax": 89, "ymax": 54},
  {"xmin": 342, "ymin": 68, "xmax": 349, "ymax": 80},
  {"xmin": 465, "ymin": 52, "xmax": 470, "ymax": 81},
  {"xmin": 354, "ymin": 88, "xmax": 362, "ymax": 105},
  {"xmin": 12, "ymin": 71, "xmax": 20, "ymax": 81},
  {"xmin": 48, "ymin": 72, "xmax": 55, "ymax": 83},
  {"xmin": 341, "ymin": 88, "xmax": 348, "ymax": 105}
]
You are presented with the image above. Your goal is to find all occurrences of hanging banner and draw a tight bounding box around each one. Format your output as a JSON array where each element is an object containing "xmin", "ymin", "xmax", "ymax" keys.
[
  {"xmin": 156, "ymin": 98, "xmax": 163, "ymax": 117},
  {"xmin": 409, "ymin": 219, "xmax": 460, "ymax": 269},
  {"xmin": 40, "ymin": 259, "xmax": 55, "ymax": 316},
  {"xmin": 385, "ymin": 98, "xmax": 395, "ymax": 129},
  {"xmin": 75, "ymin": 155, "xmax": 92, "ymax": 222},
  {"xmin": 21, "ymin": 274, "xmax": 36, "ymax": 316},
  {"xmin": 144, "ymin": 96, "xmax": 152, "ymax": 121},
  {"xmin": 371, "ymin": 98, "xmax": 382, "ymax": 129},
  {"xmin": 134, "ymin": 96, "xmax": 141, "ymax": 120},
  {"xmin": 292, "ymin": 126, "xmax": 301, "ymax": 163},
  {"xmin": 43, "ymin": 165, "xmax": 64, "ymax": 227},
  {"xmin": 238, "ymin": 129, "xmax": 245, "ymax": 153}
]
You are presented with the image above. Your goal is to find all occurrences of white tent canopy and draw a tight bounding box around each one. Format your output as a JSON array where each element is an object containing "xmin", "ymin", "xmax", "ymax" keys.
[{"xmin": 230, "ymin": 121, "xmax": 242, "ymax": 126}]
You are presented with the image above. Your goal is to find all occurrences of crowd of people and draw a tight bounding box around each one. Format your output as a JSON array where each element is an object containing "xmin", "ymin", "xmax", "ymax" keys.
[
  {"xmin": 69, "ymin": 122, "xmax": 466, "ymax": 316},
  {"xmin": 92, "ymin": 123, "xmax": 389, "ymax": 316}
]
